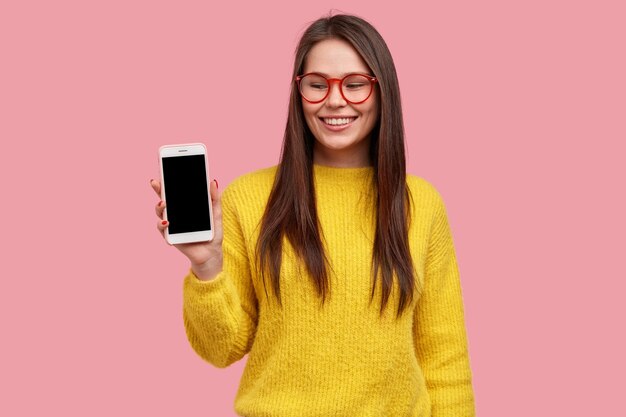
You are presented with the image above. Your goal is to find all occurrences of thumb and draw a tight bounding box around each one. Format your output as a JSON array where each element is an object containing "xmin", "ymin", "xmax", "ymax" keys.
[{"xmin": 210, "ymin": 179, "xmax": 221, "ymax": 206}]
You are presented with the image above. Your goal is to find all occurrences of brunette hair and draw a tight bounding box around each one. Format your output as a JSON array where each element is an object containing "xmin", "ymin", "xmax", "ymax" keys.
[{"xmin": 256, "ymin": 13, "xmax": 418, "ymax": 318}]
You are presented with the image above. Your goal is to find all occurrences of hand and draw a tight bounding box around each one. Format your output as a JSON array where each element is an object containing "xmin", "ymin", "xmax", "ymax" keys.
[{"xmin": 150, "ymin": 178, "xmax": 223, "ymax": 280}]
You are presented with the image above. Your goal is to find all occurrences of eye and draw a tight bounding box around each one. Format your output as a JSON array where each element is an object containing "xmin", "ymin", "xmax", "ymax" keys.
[
  {"xmin": 345, "ymin": 83, "xmax": 366, "ymax": 90},
  {"xmin": 309, "ymin": 83, "xmax": 328, "ymax": 90}
]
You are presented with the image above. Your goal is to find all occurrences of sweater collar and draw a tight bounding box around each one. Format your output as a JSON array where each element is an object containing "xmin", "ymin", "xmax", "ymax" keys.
[{"xmin": 312, "ymin": 163, "xmax": 374, "ymax": 187}]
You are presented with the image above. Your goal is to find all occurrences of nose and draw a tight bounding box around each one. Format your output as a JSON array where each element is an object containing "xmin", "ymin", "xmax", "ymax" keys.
[{"xmin": 326, "ymin": 80, "xmax": 347, "ymax": 108}]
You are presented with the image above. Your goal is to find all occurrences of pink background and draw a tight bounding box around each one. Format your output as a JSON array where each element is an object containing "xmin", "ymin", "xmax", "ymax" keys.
[{"xmin": 1, "ymin": 0, "xmax": 624, "ymax": 415}]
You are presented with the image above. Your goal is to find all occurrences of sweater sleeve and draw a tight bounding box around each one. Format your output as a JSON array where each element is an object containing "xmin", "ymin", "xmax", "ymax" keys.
[
  {"xmin": 414, "ymin": 190, "xmax": 476, "ymax": 416},
  {"xmin": 182, "ymin": 184, "xmax": 258, "ymax": 368}
]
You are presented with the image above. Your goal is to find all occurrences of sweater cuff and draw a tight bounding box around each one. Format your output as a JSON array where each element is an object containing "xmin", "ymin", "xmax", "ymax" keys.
[
  {"xmin": 182, "ymin": 267, "xmax": 239, "ymax": 332},
  {"xmin": 183, "ymin": 268, "xmax": 228, "ymax": 292},
  {"xmin": 183, "ymin": 268, "xmax": 240, "ymax": 324}
]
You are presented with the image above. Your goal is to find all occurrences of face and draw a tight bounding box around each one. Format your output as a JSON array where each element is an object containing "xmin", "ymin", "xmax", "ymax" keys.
[{"xmin": 300, "ymin": 38, "xmax": 380, "ymax": 167}]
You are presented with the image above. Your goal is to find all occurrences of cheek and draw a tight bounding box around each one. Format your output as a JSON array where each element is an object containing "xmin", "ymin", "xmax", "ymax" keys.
[
  {"xmin": 360, "ymin": 100, "xmax": 379, "ymax": 124},
  {"xmin": 302, "ymin": 103, "xmax": 321, "ymax": 128},
  {"xmin": 355, "ymin": 86, "xmax": 378, "ymax": 116},
  {"xmin": 357, "ymin": 99, "xmax": 380, "ymax": 135}
]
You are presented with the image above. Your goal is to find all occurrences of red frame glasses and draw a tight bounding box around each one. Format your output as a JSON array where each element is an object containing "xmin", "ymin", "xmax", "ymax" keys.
[{"xmin": 295, "ymin": 72, "xmax": 378, "ymax": 104}]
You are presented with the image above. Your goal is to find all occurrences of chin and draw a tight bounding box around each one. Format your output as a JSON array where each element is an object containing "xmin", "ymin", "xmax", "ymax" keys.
[{"xmin": 318, "ymin": 135, "xmax": 357, "ymax": 149}]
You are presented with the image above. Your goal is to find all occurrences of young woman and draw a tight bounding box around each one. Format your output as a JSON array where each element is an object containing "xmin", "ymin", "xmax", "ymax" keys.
[{"xmin": 151, "ymin": 13, "xmax": 475, "ymax": 417}]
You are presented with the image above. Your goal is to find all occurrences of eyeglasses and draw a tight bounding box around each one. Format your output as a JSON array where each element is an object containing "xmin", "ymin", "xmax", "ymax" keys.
[{"xmin": 295, "ymin": 73, "xmax": 378, "ymax": 104}]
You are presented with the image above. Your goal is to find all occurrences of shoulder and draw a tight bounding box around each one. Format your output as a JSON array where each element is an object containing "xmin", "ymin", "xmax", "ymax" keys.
[
  {"xmin": 225, "ymin": 165, "xmax": 278, "ymax": 194},
  {"xmin": 405, "ymin": 173, "xmax": 452, "ymax": 234},
  {"xmin": 406, "ymin": 173, "xmax": 446, "ymax": 210},
  {"xmin": 221, "ymin": 165, "xmax": 278, "ymax": 211}
]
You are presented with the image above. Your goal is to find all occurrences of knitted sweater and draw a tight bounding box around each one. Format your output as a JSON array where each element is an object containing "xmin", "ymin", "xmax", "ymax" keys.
[{"xmin": 182, "ymin": 164, "xmax": 475, "ymax": 417}]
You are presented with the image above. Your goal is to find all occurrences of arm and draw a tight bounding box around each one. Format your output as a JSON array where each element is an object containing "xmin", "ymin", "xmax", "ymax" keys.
[
  {"xmin": 414, "ymin": 191, "xmax": 476, "ymax": 416},
  {"xmin": 182, "ymin": 185, "xmax": 258, "ymax": 368}
]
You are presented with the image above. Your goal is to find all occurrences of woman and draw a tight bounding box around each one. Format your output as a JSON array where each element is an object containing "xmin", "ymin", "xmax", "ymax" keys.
[{"xmin": 151, "ymin": 13, "xmax": 475, "ymax": 417}]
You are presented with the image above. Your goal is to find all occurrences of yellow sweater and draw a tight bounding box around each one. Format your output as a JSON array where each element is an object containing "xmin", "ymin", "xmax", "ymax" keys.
[{"xmin": 183, "ymin": 164, "xmax": 475, "ymax": 417}]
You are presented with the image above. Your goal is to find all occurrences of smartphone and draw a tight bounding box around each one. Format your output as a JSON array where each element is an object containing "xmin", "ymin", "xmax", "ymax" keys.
[{"xmin": 158, "ymin": 143, "xmax": 214, "ymax": 244}]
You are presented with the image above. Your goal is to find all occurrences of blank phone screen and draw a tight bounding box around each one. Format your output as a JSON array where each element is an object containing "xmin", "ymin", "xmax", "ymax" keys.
[{"xmin": 162, "ymin": 154, "xmax": 211, "ymax": 234}]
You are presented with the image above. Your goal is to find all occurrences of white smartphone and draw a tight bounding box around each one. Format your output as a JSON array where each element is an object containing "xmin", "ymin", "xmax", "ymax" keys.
[{"xmin": 158, "ymin": 143, "xmax": 214, "ymax": 244}]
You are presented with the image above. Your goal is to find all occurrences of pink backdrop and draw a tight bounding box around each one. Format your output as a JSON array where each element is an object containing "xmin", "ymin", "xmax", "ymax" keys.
[{"xmin": 1, "ymin": 0, "xmax": 625, "ymax": 416}]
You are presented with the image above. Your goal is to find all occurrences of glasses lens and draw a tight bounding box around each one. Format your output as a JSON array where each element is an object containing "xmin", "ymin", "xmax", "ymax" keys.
[
  {"xmin": 299, "ymin": 74, "xmax": 328, "ymax": 102},
  {"xmin": 342, "ymin": 74, "xmax": 373, "ymax": 103}
]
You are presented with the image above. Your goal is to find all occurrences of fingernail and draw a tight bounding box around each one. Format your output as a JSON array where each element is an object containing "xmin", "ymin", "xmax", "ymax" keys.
[
  {"xmin": 150, "ymin": 179, "xmax": 154, "ymax": 184},
  {"xmin": 214, "ymin": 179, "xmax": 219, "ymax": 189},
  {"xmin": 161, "ymin": 220, "xmax": 168, "ymax": 225},
  {"xmin": 158, "ymin": 200, "xmax": 162, "ymax": 206}
]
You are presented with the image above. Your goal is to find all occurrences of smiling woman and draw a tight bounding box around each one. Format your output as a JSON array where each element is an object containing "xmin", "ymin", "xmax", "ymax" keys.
[
  {"xmin": 151, "ymin": 12, "xmax": 476, "ymax": 417},
  {"xmin": 299, "ymin": 38, "xmax": 380, "ymax": 167}
]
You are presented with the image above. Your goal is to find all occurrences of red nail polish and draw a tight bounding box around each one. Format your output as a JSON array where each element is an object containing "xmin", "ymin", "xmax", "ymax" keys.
[
  {"xmin": 158, "ymin": 200, "xmax": 162, "ymax": 206},
  {"xmin": 214, "ymin": 179, "xmax": 219, "ymax": 189},
  {"xmin": 162, "ymin": 220, "xmax": 167, "ymax": 225}
]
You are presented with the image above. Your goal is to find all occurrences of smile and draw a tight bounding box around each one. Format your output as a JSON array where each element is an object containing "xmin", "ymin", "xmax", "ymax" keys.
[{"xmin": 320, "ymin": 117, "xmax": 358, "ymax": 126}]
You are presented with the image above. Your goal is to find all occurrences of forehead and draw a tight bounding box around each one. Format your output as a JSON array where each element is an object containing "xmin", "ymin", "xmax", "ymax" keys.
[{"xmin": 303, "ymin": 38, "xmax": 371, "ymax": 76}]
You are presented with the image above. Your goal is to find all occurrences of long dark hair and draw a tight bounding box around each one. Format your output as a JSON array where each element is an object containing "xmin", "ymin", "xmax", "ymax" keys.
[{"xmin": 256, "ymin": 13, "xmax": 418, "ymax": 318}]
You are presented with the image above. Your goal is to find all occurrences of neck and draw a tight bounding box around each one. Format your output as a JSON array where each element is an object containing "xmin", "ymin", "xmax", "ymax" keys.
[{"xmin": 312, "ymin": 137, "xmax": 372, "ymax": 168}]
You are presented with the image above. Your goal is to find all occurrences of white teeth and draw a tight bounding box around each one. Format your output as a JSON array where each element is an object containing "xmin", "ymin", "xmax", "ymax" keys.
[{"xmin": 323, "ymin": 117, "xmax": 356, "ymax": 126}]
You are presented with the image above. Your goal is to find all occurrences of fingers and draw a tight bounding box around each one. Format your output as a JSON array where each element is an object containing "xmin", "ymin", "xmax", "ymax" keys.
[
  {"xmin": 156, "ymin": 219, "xmax": 172, "ymax": 245},
  {"xmin": 151, "ymin": 178, "xmax": 168, "ymax": 243},
  {"xmin": 155, "ymin": 199, "xmax": 165, "ymax": 219},
  {"xmin": 149, "ymin": 179, "xmax": 161, "ymax": 198},
  {"xmin": 157, "ymin": 219, "xmax": 167, "ymax": 236}
]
